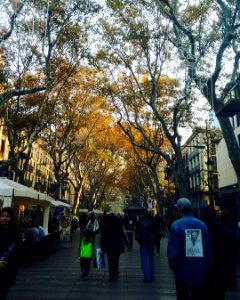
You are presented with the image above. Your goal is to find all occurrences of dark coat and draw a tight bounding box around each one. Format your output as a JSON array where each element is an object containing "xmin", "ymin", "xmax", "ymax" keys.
[
  {"xmin": 100, "ymin": 214, "xmax": 129, "ymax": 254},
  {"xmin": 0, "ymin": 225, "xmax": 22, "ymax": 286},
  {"xmin": 124, "ymin": 214, "xmax": 136, "ymax": 231},
  {"xmin": 208, "ymin": 219, "xmax": 238, "ymax": 289}
]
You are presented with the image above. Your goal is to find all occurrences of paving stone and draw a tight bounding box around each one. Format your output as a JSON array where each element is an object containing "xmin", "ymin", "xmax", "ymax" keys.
[{"xmin": 7, "ymin": 230, "xmax": 240, "ymax": 300}]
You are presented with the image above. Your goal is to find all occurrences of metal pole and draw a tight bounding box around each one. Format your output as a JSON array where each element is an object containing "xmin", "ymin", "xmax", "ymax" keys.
[{"xmin": 205, "ymin": 124, "xmax": 214, "ymax": 208}]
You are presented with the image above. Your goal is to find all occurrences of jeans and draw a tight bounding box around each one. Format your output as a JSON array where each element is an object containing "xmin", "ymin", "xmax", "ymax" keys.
[{"xmin": 140, "ymin": 243, "xmax": 155, "ymax": 281}]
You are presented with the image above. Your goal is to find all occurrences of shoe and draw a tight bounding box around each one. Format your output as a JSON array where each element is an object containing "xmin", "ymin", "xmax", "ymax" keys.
[
  {"xmin": 81, "ymin": 271, "xmax": 88, "ymax": 278},
  {"xmin": 143, "ymin": 279, "xmax": 150, "ymax": 283},
  {"xmin": 114, "ymin": 271, "xmax": 119, "ymax": 278}
]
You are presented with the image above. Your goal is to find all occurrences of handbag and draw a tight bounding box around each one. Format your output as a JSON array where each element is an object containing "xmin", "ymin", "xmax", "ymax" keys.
[{"xmin": 79, "ymin": 238, "xmax": 93, "ymax": 258}]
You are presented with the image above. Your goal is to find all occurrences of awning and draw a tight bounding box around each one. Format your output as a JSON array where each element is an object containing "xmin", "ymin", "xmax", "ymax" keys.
[
  {"xmin": 51, "ymin": 199, "xmax": 72, "ymax": 208},
  {"xmin": 79, "ymin": 208, "xmax": 88, "ymax": 213},
  {"xmin": 123, "ymin": 204, "xmax": 146, "ymax": 213},
  {"xmin": 0, "ymin": 177, "xmax": 52, "ymax": 206},
  {"xmin": 88, "ymin": 209, "xmax": 103, "ymax": 216}
]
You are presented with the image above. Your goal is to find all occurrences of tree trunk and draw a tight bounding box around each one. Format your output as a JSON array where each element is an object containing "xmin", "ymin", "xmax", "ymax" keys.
[{"xmin": 218, "ymin": 117, "xmax": 240, "ymax": 178}]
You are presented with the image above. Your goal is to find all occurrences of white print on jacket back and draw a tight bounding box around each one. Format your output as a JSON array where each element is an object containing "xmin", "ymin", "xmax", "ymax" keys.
[{"xmin": 185, "ymin": 229, "xmax": 203, "ymax": 257}]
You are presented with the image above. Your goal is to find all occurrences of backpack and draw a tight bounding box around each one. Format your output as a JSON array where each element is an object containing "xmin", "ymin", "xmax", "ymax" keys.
[
  {"xmin": 86, "ymin": 218, "xmax": 99, "ymax": 233},
  {"xmin": 136, "ymin": 216, "xmax": 155, "ymax": 244}
]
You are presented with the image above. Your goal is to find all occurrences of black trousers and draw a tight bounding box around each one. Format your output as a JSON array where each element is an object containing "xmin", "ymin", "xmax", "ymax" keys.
[
  {"xmin": 0, "ymin": 269, "xmax": 17, "ymax": 300},
  {"xmin": 106, "ymin": 252, "xmax": 120, "ymax": 279},
  {"xmin": 175, "ymin": 283, "xmax": 207, "ymax": 300},
  {"xmin": 80, "ymin": 258, "xmax": 91, "ymax": 275}
]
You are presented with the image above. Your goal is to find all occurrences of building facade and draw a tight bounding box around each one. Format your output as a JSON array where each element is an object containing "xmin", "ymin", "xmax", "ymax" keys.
[
  {"xmin": 0, "ymin": 118, "xmax": 74, "ymax": 230},
  {"xmin": 182, "ymin": 126, "xmax": 222, "ymax": 218},
  {"xmin": 216, "ymin": 113, "xmax": 240, "ymax": 221}
]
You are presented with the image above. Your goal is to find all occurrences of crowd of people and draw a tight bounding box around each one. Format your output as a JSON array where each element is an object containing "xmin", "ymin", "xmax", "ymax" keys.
[
  {"xmin": 78, "ymin": 209, "xmax": 166, "ymax": 282},
  {"xmin": 77, "ymin": 201, "xmax": 239, "ymax": 300},
  {"xmin": 0, "ymin": 201, "xmax": 239, "ymax": 300}
]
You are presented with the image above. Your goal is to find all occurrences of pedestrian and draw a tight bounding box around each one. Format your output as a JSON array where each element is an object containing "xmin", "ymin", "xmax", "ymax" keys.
[
  {"xmin": 135, "ymin": 211, "xmax": 156, "ymax": 283},
  {"xmin": 79, "ymin": 229, "xmax": 94, "ymax": 278},
  {"xmin": 167, "ymin": 198, "xmax": 212, "ymax": 300},
  {"xmin": 79, "ymin": 213, "xmax": 88, "ymax": 237},
  {"xmin": 203, "ymin": 207, "xmax": 238, "ymax": 300},
  {"xmin": 100, "ymin": 213, "xmax": 129, "ymax": 282},
  {"xmin": 0, "ymin": 207, "xmax": 22, "ymax": 300},
  {"xmin": 124, "ymin": 212, "xmax": 136, "ymax": 251},
  {"xmin": 99, "ymin": 210, "xmax": 108, "ymax": 233},
  {"xmin": 86, "ymin": 212, "xmax": 99, "ymax": 238},
  {"xmin": 37, "ymin": 223, "xmax": 47, "ymax": 238},
  {"xmin": 71, "ymin": 216, "xmax": 79, "ymax": 234},
  {"xmin": 153, "ymin": 213, "xmax": 165, "ymax": 256}
]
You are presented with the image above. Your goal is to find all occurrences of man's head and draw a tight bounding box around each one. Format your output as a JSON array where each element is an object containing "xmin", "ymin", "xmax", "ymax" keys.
[{"xmin": 175, "ymin": 198, "xmax": 192, "ymax": 214}]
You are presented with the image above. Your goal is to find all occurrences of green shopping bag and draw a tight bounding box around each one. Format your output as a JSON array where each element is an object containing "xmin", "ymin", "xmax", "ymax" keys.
[{"xmin": 79, "ymin": 238, "xmax": 93, "ymax": 258}]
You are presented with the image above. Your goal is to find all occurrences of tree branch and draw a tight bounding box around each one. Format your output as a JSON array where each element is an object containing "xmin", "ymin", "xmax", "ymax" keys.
[
  {"xmin": 0, "ymin": 87, "xmax": 46, "ymax": 107},
  {"xmin": 0, "ymin": 1, "xmax": 25, "ymax": 43}
]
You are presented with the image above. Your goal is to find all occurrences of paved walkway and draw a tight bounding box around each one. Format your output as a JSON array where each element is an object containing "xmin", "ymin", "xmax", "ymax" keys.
[{"xmin": 7, "ymin": 230, "xmax": 240, "ymax": 300}]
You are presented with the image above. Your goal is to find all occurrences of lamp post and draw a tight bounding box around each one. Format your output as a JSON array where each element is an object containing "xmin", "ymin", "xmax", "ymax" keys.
[
  {"xmin": 205, "ymin": 125, "xmax": 215, "ymax": 209},
  {"xmin": 182, "ymin": 134, "xmax": 216, "ymax": 210}
]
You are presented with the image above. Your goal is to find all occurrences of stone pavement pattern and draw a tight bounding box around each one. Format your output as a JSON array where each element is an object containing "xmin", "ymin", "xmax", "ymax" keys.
[{"xmin": 7, "ymin": 231, "xmax": 240, "ymax": 300}]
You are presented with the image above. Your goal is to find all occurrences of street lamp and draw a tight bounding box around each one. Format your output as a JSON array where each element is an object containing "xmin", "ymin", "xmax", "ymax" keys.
[
  {"xmin": 182, "ymin": 141, "xmax": 215, "ymax": 211},
  {"xmin": 205, "ymin": 126, "xmax": 215, "ymax": 209}
]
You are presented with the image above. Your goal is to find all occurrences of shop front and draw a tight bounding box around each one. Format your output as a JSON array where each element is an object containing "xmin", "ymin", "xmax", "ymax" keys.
[{"xmin": 0, "ymin": 177, "xmax": 53, "ymax": 233}]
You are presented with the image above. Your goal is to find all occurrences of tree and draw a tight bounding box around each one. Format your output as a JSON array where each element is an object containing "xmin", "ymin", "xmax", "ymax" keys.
[
  {"xmin": 40, "ymin": 67, "xmax": 111, "ymax": 212},
  {"xmin": 0, "ymin": 1, "xmax": 99, "ymax": 183},
  {"xmin": 92, "ymin": 1, "xmax": 198, "ymax": 199},
  {"xmin": 0, "ymin": 0, "xmax": 99, "ymax": 107},
  {"xmin": 152, "ymin": 0, "xmax": 240, "ymax": 193},
  {"xmin": 73, "ymin": 120, "xmax": 126, "ymax": 212},
  {"xmin": 118, "ymin": 120, "xmax": 168, "ymax": 211}
]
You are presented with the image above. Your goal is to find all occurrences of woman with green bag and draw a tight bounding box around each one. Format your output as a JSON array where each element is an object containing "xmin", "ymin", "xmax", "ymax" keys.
[{"xmin": 79, "ymin": 229, "xmax": 94, "ymax": 278}]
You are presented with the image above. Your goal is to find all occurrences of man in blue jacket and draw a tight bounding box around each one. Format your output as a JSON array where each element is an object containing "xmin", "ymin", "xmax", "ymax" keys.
[{"xmin": 167, "ymin": 198, "xmax": 212, "ymax": 300}]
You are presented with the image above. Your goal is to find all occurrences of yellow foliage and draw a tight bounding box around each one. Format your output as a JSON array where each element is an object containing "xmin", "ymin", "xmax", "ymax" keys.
[{"xmin": 185, "ymin": 3, "xmax": 209, "ymax": 24}]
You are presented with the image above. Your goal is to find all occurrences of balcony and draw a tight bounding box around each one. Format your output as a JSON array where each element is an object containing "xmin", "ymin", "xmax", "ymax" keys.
[
  {"xmin": 189, "ymin": 185, "xmax": 201, "ymax": 193},
  {"xmin": 188, "ymin": 165, "xmax": 201, "ymax": 175}
]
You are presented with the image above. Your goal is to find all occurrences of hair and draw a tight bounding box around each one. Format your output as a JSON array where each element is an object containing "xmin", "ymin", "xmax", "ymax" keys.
[
  {"xmin": 0, "ymin": 207, "xmax": 14, "ymax": 219},
  {"xmin": 179, "ymin": 206, "xmax": 192, "ymax": 214},
  {"xmin": 202, "ymin": 206, "xmax": 217, "ymax": 225},
  {"xmin": 221, "ymin": 209, "xmax": 232, "ymax": 221},
  {"xmin": 0, "ymin": 207, "xmax": 14, "ymax": 228}
]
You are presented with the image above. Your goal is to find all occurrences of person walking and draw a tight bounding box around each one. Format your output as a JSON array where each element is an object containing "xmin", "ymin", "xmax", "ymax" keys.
[
  {"xmin": 153, "ymin": 213, "xmax": 165, "ymax": 256},
  {"xmin": 86, "ymin": 212, "xmax": 99, "ymax": 245},
  {"xmin": 124, "ymin": 212, "xmax": 136, "ymax": 251},
  {"xmin": 79, "ymin": 229, "xmax": 94, "ymax": 278},
  {"xmin": 167, "ymin": 198, "xmax": 212, "ymax": 300},
  {"xmin": 100, "ymin": 213, "xmax": 129, "ymax": 282},
  {"xmin": 203, "ymin": 207, "xmax": 238, "ymax": 300},
  {"xmin": 0, "ymin": 207, "xmax": 22, "ymax": 300},
  {"xmin": 79, "ymin": 213, "xmax": 88, "ymax": 237},
  {"xmin": 135, "ymin": 211, "xmax": 156, "ymax": 283}
]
